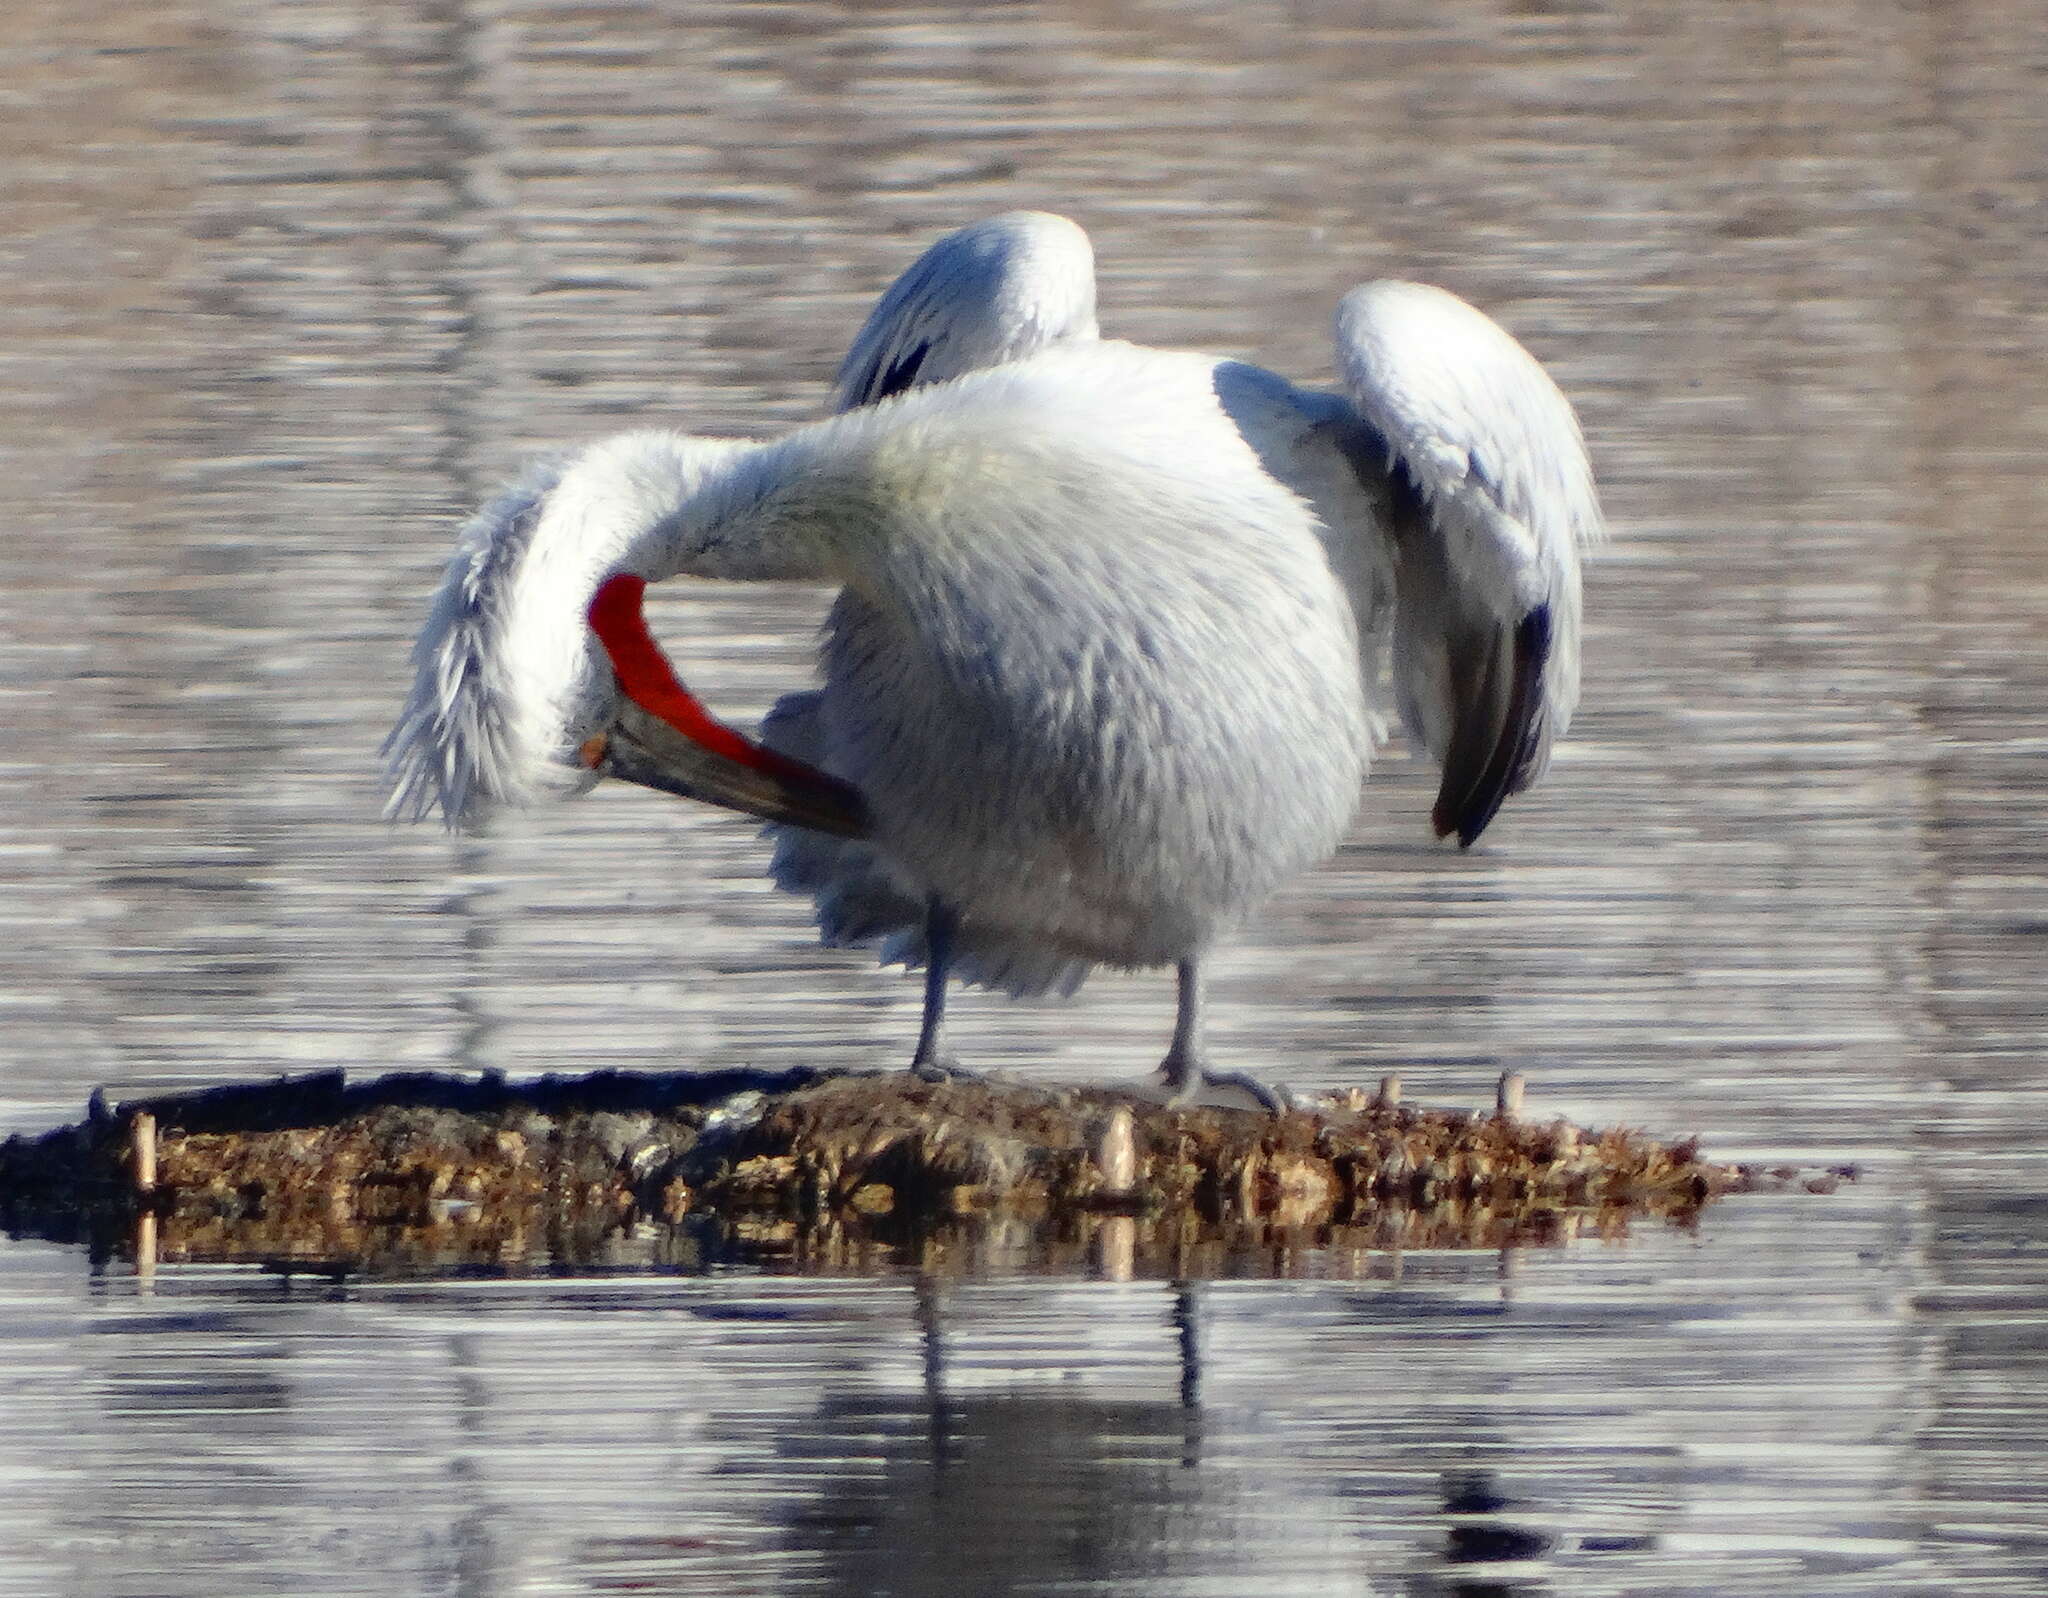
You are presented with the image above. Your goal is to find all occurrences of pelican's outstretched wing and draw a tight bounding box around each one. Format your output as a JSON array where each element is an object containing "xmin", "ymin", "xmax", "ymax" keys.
[
  {"xmin": 830, "ymin": 211, "xmax": 1099, "ymax": 412},
  {"xmin": 1333, "ymin": 281, "xmax": 1602, "ymax": 846}
]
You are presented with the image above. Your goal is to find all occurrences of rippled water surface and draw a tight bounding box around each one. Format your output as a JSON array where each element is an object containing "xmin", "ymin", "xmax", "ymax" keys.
[{"xmin": 3, "ymin": 1, "xmax": 2046, "ymax": 1593}]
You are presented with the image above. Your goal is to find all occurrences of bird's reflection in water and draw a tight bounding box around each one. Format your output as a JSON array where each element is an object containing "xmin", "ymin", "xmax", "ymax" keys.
[
  {"xmin": 555, "ymin": 1242, "xmax": 1679, "ymax": 1596},
  {"xmin": 1416, "ymin": 1467, "xmax": 1662, "ymax": 1598},
  {"xmin": 1433, "ymin": 1469, "xmax": 1555, "ymax": 1598},
  {"xmin": 912, "ymin": 1270, "xmax": 1208, "ymax": 1483},
  {"xmin": 773, "ymin": 1275, "xmax": 1347, "ymax": 1596},
  {"xmin": 912, "ymin": 1272, "xmax": 957, "ymax": 1477},
  {"xmin": 1172, "ymin": 1281, "xmax": 1203, "ymax": 1464}
]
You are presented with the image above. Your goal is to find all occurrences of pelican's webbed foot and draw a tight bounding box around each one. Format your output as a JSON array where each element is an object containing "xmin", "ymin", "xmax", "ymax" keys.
[
  {"xmin": 909, "ymin": 1055, "xmax": 987, "ymax": 1087},
  {"xmin": 1154, "ymin": 957, "xmax": 1289, "ymax": 1113},
  {"xmin": 1155, "ymin": 1054, "xmax": 1290, "ymax": 1114}
]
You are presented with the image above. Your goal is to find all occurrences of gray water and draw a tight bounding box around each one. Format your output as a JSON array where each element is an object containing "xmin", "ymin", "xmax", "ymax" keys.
[{"xmin": 3, "ymin": 1, "xmax": 2045, "ymax": 1592}]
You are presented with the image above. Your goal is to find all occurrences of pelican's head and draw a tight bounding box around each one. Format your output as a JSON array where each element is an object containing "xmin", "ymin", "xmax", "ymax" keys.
[
  {"xmin": 382, "ymin": 454, "xmax": 608, "ymax": 828},
  {"xmin": 384, "ymin": 430, "xmax": 866, "ymax": 840},
  {"xmin": 382, "ymin": 434, "xmax": 735, "ymax": 829}
]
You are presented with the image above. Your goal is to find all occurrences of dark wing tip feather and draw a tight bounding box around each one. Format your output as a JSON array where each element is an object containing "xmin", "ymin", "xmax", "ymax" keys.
[
  {"xmin": 1431, "ymin": 603, "xmax": 1554, "ymax": 848},
  {"xmin": 868, "ymin": 338, "xmax": 934, "ymax": 404},
  {"xmin": 836, "ymin": 335, "xmax": 934, "ymax": 411}
]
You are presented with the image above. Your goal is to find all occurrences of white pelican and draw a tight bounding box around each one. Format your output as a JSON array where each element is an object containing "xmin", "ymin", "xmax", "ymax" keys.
[{"xmin": 384, "ymin": 217, "xmax": 1601, "ymax": 1106}]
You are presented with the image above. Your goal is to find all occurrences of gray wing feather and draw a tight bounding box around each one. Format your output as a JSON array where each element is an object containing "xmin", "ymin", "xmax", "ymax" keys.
[{"xmin": 1333, "ymin": 281, "xmax": 1602, "ymax": 845}]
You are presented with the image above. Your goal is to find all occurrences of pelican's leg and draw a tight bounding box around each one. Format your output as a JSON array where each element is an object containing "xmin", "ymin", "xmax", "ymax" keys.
[
  {"xmin": 1156, "ymin": 958, "xmax": 1288, "ymax": 1113},
  {"xmin": 909, "ymin": 898, "xmax": 971, "ymax": 1081}
]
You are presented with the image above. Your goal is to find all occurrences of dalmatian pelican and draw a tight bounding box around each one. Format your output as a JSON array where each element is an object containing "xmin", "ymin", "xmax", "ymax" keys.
[{"xmin": 385, "ymin": 213, "xmax": 1601, "ymax": 1107}]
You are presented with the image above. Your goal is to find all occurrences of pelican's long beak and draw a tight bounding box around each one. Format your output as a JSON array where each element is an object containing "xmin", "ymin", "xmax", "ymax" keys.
[{"xmin": 582, "ymin": 574, "xmax": 871, "ymax": 840}]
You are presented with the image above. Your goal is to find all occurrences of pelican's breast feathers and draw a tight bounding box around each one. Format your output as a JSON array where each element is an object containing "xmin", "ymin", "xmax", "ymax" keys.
[{"xmin": 792, "ymin": 343, "xmax": 1373, "ymax": 957}]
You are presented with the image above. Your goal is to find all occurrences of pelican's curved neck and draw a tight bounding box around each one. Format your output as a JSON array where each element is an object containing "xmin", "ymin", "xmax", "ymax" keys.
[
  {"xmin": 384, "ymin": 424, "xmax": 851, "ymax": 827},
  {"xmin": 527, "ymin": 429, "xmax": 831, "ymax": 590}
]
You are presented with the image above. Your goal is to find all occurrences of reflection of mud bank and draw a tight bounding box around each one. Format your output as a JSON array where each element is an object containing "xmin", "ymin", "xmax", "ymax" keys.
[{"xmin": 0, "ymin": 1068, "xmax": 1842, "ymax": 1277}]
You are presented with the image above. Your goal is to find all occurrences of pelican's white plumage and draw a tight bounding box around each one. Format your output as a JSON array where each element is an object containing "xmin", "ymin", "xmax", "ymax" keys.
[
  {"xmin": 385, "ymin": 215, "xmax": 1601, "ymax": 1103},
  {"xmin": 830, "ymin": 211, "xmax": 1099, "ymax": 411},
  {"xmin": 1333, "ymin": 281, "xmax": 1600, "ymax": 827},
  {"xmin": 822, "ymin": 212, "xmax": 1601, "ymax": 844}
]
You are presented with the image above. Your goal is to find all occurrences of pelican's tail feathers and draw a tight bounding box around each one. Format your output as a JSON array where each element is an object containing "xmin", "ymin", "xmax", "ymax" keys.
[
  {"xmin": 868, "ymin": 920, "xmax": 1092, "ymax": 999},
  {"xmin": 767, "ymin": 822, "xmax": 923, "ymax": 950},
  {"xmin": 763, "ymin": 688, "xmax": 1092, "ymax": 999},
  {"xmin": 943, "ymin": 939, "xmax": 1093, "ymax": 1001},
  {"xmin": 768, "ymin": 821, "xmax": 1092, "ymax": 999}
]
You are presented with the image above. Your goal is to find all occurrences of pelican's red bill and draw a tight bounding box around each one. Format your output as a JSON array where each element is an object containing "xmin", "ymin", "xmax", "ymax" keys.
[{"xmin": 584, "ymin": 573, "xmax": 871, "ymax": 839}]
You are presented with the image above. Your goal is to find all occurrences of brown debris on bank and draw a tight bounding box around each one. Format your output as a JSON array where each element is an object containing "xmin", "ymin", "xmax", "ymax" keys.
[{"xmin": 0, "ymin": 1065, "xmax": 1814, "ymax": 1278}]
